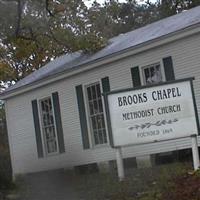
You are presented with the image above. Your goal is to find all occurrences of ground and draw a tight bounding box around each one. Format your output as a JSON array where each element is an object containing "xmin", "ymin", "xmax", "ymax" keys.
[
  {"xmin": 15, "ymin": 169, "xmax": 79, "ymax": 200},
  {"xmin": 7, "ymin": 162, "xmax": 200, "ymax": 200}
]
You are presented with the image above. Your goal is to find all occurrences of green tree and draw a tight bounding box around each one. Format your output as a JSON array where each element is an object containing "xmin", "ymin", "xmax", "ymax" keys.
[
  {"xmin": 87, "ymin": 0, "xmax": 160, "ymax": 40},
  {"xmin": 0, "ymin": 0, "xmax": 106, "ymax": 89},
  {"xmin": 1, "ymin": 0, "xmax": 200, "ymax": 91},
  {"xmin": 157, "ymin": 0, "xmax": 200, "ymax": 19}
]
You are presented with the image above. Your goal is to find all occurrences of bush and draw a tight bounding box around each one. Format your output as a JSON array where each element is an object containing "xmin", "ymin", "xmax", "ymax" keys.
[
  {"xmin": 0, "ymin": 120, "xmax": 13, "ymax": 191},
  {"xmin": 162, "ymin": 170, "xmax": 200, "ymax": 200},
  {"xmin": 0, "ymin": 153, "xmax": 13, "ymax": 190},
  {"xmin": 70, "ymin": 162, "xmax": 194, "ymax": 200}
]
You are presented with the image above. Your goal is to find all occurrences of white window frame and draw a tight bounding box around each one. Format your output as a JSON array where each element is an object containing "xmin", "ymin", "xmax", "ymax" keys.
[
  {"xmin": 39, "ymin": 96, "xmax": 59, "ymax": 156},
  {"xmin": 84, "ymin": 81, "xmax": 109, "ymax": 147},
  {"xmin": 141, "ymin": 62, "xmax": 166, "ymax": 86}
]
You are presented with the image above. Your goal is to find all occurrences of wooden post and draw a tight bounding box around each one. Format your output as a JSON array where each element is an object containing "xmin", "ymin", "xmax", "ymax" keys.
[
  {"xmin": 116, "ymin": 147, "xmax": 125, "ymax": 181},
  {"xmin": 191, "ymin": 134, "xmax": 200, "ymax": 170}
]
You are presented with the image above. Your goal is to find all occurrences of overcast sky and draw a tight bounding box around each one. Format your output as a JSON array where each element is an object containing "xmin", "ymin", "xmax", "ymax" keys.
[{"xmin": 84, "ymin": 0, "xmax": 157, "ymax": 7}]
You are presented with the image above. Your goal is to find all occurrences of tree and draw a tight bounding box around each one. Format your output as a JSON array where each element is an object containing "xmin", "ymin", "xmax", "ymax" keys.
[
  {"xmin": 1, "ymin": 0, "xmax": 200, "ymax": 91},
  {"xmin": 87, "ymin": 0, "xmax": 124, "ymax": 39},
  {"xmin": 157, "ymin": 0, "xmax": 200, "ymax": 19},
  {"xmin": 87, "ymin": 0, "xmax": 159, "ymax": 41},
  {"xmin": 0, "ymin": 0, "xmax": 106, "ymax": 90}
]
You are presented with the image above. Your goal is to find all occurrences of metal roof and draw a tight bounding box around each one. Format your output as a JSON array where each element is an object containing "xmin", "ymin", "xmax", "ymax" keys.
[{"xmin": 1, "ymin": 6, "xmax": 200, "ymax": 97}]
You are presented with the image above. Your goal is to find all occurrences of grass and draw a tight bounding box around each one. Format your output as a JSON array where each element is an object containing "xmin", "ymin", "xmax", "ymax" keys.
[{"xmin": 69, "ymin": 162, "xmax": 194, "ymax": 200}]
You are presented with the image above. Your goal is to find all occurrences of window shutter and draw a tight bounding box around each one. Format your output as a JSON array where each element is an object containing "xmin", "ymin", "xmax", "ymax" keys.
[
  {"xmin": 101, "ymin": 76, "xmax": 114, "ymax": 146},
  {"xmin": 163, "ymin": 56, "xmax": 175, "ymax": 81},
  {"xmin": 31, "ymin": 100, "xmax": 44, "ymax": 158},
  {"xmin": 75, "ymin": 85, "xmax": 90, "ymax": 149},
  {"xmin": 52, "ymin": 92, "xmax": 65, "ymax": 153},
  {"xmin": 101, "ymin": 76, "xmax": 110, "ymax": 93},
  {"xmin": 131, "ymin": 66, "xmax": 141, "ymax": 87}
]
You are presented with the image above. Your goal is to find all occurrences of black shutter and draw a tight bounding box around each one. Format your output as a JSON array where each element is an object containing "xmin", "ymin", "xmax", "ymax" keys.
[
  {"xmin": 101, "ymin": 76, "xmax": 114, "ymax": 146},
  {"xmin": 131, "ymin": 66, "xmax": 141, "ymax": 87},
  {"xmin": 76, "ymin": 85, "xmax": 90, "ymax": 149},
  {"xmin": 52, "ymin": 92, "xmax": 65, "ymax": 153},
  {"xmin": 31, "ymin": 100, "xmax": 44, "ymax": 158},
  {"xmin": 101, "ymin": 76, "xmax": 110, "ymax": 93},
  {"xmin": 163, "ymin": 56, "xmax": 175, "ymax": 81}
]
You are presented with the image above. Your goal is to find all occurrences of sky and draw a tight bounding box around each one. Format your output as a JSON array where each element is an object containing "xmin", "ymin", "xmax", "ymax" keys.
[{"xmin": 84, "ymin": 0, "xmax": 157, "ymax": 7}]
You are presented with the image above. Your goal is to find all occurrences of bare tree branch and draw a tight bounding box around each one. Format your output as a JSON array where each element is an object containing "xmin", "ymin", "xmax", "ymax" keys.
[{"xmin": 15, "ymin": 0, "xmax": 22, "ymax": 37}]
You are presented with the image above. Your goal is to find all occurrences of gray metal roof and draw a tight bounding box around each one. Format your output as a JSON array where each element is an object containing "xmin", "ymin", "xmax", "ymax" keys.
[{"xmin": 2, "ymin": 5, "xmax": 200, "ymax": 96}]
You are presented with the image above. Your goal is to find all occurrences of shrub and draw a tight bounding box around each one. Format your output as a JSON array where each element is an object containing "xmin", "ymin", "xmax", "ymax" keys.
[
  {"xmin": 0, "ymin": 152, "xmax": 13, "ymax": 190},
  {"xmin": 71, "ymin": 162, "xmax": 194, "ymax": 200},
  {"xmin": 162, "ymin": 170, "xmax": 200, "ymax": 200},
  {"xmin": 0, "ymin": 121, "xmax": 13, "ymax": 191}
]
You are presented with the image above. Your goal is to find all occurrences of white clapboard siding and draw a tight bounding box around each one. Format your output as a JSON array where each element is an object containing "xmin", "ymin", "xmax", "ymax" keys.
[{"xmin": 5, "ymin": 32, "xmax": 200, "ymax": 175}]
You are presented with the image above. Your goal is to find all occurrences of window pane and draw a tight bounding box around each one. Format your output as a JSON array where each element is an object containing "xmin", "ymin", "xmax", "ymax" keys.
[
  {"xmin": 150, "ymin": 67, "xmax": 154, "ymax": 77},
  {"xmin": 144, "ymin": 63, "xmax": 162, "ymax": 85},
  {"xmin": 92, "ymin": 85, "xmax": 96, "ymax": 99},
  {"xmin": 43, "ymin": 114, "xmax": 47, "ymax": 126},
  {"xmin": 91, "ymin": 116, "xmax": 97, "ymax": 130},
  {"xmin": 48, "ymin": 99, "xmax": 52, "ymax": 111},
  {"xmin": 45, "ymin": 127, "xmax": 50, "ymax": 139},
  {"xmin": 97, "ymin": 115, "xmax": 102, "ymax": 129},
  {"xmin": 44, "ymin": 100, "xmax": 49, "ymax": 112},
  {"xmin": 101, "ymin": 114, "xmax": 105, "ymax": 128},
  {"xmin": 40, "ymin": 97, "xmax": 58, "ymax": 155},
  {"xmin": 41, "ymin": 101, "xmax": 45, "ymax": 112},
  {"xmin": 96, "ymin": 84, "xmax": 101, "ymax": 97},
  {"xmin": 93, "ymin": 100, "xmax": 98, "ymax": 114},
  {"xmin": 50, "ymin": 115, "xmax": 54, "ymax": 124},
  {"xmin": 89, "ymin": 102, "xmax": 94, "ymax": 115},
  {"xmin": 86, "ymin": 83, "xmax": 107, "ymax": 145},
  {"xmin": 154, "ymin": 65, "xmax": 162, "ymax": 82},
  {"xmin": 98, "ymin": 99, "xmax": 103, "ymax": 112},
  {"xmin": 94, "ymin": 131, "xmax": 99, "ymax": 145},
  {"xmin": 103, "ymin": 129, "xmax": 107, "ymax": 143},
  {"xmin": 47, "ymin": 140, "xmax": 57, "ymax": 153},
  {"xmin": 47, "ymin": 113, "xmax": 51, "ymax": 125},
  {"xmin": 44, "ymin": 126, "xmax": 55, "ymax": 139},
  {"xmin": 87, "ymin": 87, "xmax": 92, "ymax": 101},
  {"xmin": 144, "ymin": 68, "xmax": 150, "ymax": 84},
  {"xmin": 98, "ymin": 130, "xmax": 103, "ymax": 144}
]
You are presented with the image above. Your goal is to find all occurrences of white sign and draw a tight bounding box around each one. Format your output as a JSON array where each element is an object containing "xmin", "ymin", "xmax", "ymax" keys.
[{"xmin": 107, "ymin": 79, "xmax": 198, "ymax": 147}]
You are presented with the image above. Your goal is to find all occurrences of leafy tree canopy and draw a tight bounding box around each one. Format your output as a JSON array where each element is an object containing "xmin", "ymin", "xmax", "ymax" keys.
[
  {"xmin": 0, "ymin": 0, "xmax": 106, "ymax": 88},
  {"xmin": 0, "ymin": 0, "xmax": 200, "ymax": 91}
]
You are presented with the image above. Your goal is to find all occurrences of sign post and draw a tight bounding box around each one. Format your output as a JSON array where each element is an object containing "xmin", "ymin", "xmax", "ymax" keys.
[
  {"xmin": 104, "ymin": 78, "xmax": 200, "ymax": 180},
  {"xmin": 191, "ymin": 134, "xmax": 200, "ymax": 170},
  {"xmin": 116, "ymin": 147, "xmax": 125, "ymax": 181}
]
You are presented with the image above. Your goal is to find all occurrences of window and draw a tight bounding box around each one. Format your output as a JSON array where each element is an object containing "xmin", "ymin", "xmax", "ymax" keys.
[
  {"xmin": 142, "ymin": 63, "xmax": 163, "ymax": 85},
  {"xmin": 86, "ymin": 82, "xmax": 107, "ymax": 145},
  {"xmin": 40, "ymin": 97, "xmax": 58, "ymax": 155}
]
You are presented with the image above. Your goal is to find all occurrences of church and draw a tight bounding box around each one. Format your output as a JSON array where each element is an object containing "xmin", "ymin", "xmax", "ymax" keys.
[{"xmin": 1, "ymin": 6, "xmax": 200, "ymax": 177}]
